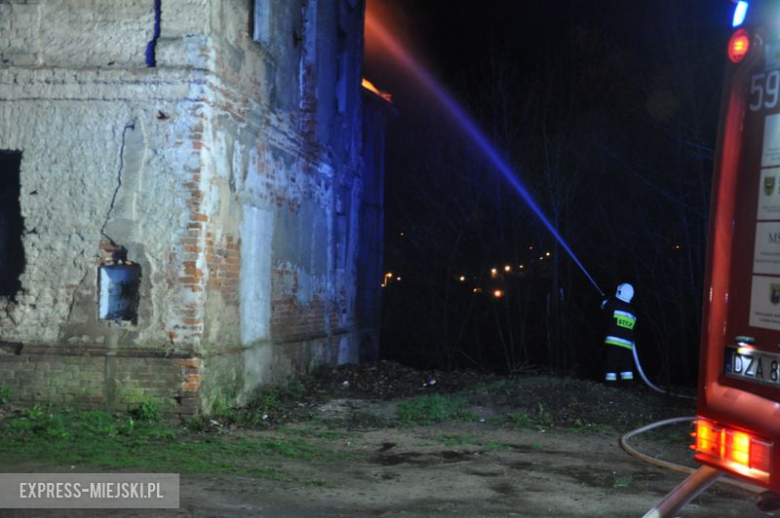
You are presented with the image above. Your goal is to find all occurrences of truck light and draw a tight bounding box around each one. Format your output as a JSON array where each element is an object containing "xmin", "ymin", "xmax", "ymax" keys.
[
  {"xmin": 728, "ymin": 28, "xmax": 750, "ymax": 63},
  {"xmin": 728, "ymin": 430, "xmax": 750, "ymax": 465},
  {"xmin": 733, "ymin": 1, "xmax": 749, "ymax": 27},
  {"xmin": 693, "ymin": 419, "xmax": 772, "ymax": 482}
]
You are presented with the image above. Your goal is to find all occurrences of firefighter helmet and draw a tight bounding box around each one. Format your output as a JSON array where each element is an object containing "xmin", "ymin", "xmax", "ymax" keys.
[{"xmin": 616, "ymin": 283, "xmax": 634, "ymax": 303}]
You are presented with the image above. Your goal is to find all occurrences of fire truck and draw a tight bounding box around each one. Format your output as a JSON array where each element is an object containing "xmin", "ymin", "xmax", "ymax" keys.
[{"xmin": 648, "ymin": 1, "xmax": 780, "ymax": 515}]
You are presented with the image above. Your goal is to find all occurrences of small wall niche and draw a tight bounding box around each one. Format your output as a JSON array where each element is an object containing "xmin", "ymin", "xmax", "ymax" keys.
[{"xmin": 98, "ymin": 264, "xmax": 141, "ymax": 323}]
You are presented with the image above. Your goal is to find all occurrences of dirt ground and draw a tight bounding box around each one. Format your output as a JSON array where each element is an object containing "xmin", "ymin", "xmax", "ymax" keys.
[{"xmin": 1, "ymin": 362, "xmax": 774, "ymax": 517}]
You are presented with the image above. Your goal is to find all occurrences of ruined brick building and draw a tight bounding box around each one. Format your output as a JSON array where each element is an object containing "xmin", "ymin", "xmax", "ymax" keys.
[{"xmin": 0, "ymin": 0, "xmax": 392, "ymax": 416}]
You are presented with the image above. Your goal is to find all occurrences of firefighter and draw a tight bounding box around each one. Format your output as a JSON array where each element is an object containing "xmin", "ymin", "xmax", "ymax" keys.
[{"xmin": 602, "ymin": 283, "xmax": 637, "ymax": 384}]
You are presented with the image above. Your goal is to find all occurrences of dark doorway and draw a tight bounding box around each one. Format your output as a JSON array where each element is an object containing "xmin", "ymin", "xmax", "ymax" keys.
[{"xmin": 0, "ymin": 150, "xmax": 25, "ymax": 298}]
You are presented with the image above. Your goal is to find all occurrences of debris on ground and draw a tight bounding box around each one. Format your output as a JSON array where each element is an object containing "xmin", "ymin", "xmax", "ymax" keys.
[{"xmin": 310, "ymin": 360, "xmax": 499, "ymax": 400}]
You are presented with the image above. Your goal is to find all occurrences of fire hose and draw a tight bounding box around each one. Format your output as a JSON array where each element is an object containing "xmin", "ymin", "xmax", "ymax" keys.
[{"xmin": 631, "ymin": 344, "xmax": 694, "ymax": 401}]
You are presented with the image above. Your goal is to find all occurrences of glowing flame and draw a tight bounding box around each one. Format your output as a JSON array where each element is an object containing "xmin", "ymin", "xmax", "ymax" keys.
[{"xmin": 362, "ymin": 78, "xmax": 393, "ymax": 102}]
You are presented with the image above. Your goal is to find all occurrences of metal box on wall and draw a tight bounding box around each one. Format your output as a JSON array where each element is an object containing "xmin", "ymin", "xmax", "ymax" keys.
[{"xmin": 98, "ymin": 264, "xmax": 140, "ymax": 323}]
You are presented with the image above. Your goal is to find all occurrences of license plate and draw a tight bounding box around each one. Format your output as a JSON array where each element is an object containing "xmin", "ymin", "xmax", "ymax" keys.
[{"xmin": 725, "ymin": 345, "xmax": 780, "ymax": 387}]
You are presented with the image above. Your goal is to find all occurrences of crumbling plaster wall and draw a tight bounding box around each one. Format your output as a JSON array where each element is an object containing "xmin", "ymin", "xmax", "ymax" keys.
[
  {"xmin": 0, "ymin": 0, "xmax": 223, "ymax": 413},
  {"xmin": 0, "ymin": 1, "xmax": 155, "ymax": 68},
  {"xmin": 0, "ymin": 0, "xmax": 374, "ymax": 414},
  {"xmin": 195, "ymin": 0, "xmax": 368, "ymax": 410},
  {"xmin": 0, "ymin": 0, "xmax": 212, "ymax": 344}
]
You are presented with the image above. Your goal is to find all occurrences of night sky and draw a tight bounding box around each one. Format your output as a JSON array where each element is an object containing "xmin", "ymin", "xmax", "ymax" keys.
[
  {"xmin": 367, "ymin": 0, "xmax": 743, "ymax": 380},
  {"xmin": 365, "ymin": 0, "xmax": 735, "ymax": 105}
]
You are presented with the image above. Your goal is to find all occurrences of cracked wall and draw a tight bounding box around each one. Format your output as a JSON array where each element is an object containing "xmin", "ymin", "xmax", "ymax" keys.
[{"xmin": 0, "ymin": 0, "xmax": 388, "ymax": 415}]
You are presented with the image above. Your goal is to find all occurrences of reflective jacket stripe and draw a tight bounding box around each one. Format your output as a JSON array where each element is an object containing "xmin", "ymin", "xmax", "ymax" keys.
[
  {"xmin": 605, "ymin": 336, "xmax": 634, "ymax": 350},
  {"xmin": 613, "ymin": 310, "xmax": 636, "ymax": 322}
]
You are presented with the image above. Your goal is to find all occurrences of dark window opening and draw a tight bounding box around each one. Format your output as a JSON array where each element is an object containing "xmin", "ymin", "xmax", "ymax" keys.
[{"xmin": 0, "ymin": 150, "xmax": 25, "ymax": 298}]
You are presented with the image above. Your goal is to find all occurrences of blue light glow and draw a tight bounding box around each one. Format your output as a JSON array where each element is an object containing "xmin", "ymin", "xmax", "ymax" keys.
[{"xmin": 733, "ymin": 1, "xmax": 748, "ymax": 27}]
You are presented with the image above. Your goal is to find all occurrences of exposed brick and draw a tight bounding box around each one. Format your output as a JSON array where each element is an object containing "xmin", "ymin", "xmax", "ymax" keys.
[
  {"xmin": 0, "ymin": 356, "xmax": 29, "ymax": 363},
  {"xmin": 174, "ymin": 358, "xmax": 201, "ymax": 369},
  {"xmin": 0, "ymin": 0, "xmax": 376, "ymax": 421},
  {"xmin": 182, "ymin": 318, "xmax": 202, "ymax": 325}
]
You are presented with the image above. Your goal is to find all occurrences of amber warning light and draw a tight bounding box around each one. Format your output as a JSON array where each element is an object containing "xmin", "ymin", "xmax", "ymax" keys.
[
  {"xmin": 692, "ymin": 419, "xmax": 772, "ymax": 483},
  {"xmin": 728, "ymin": 28, "xmax": 750, "ymax": 63}
]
